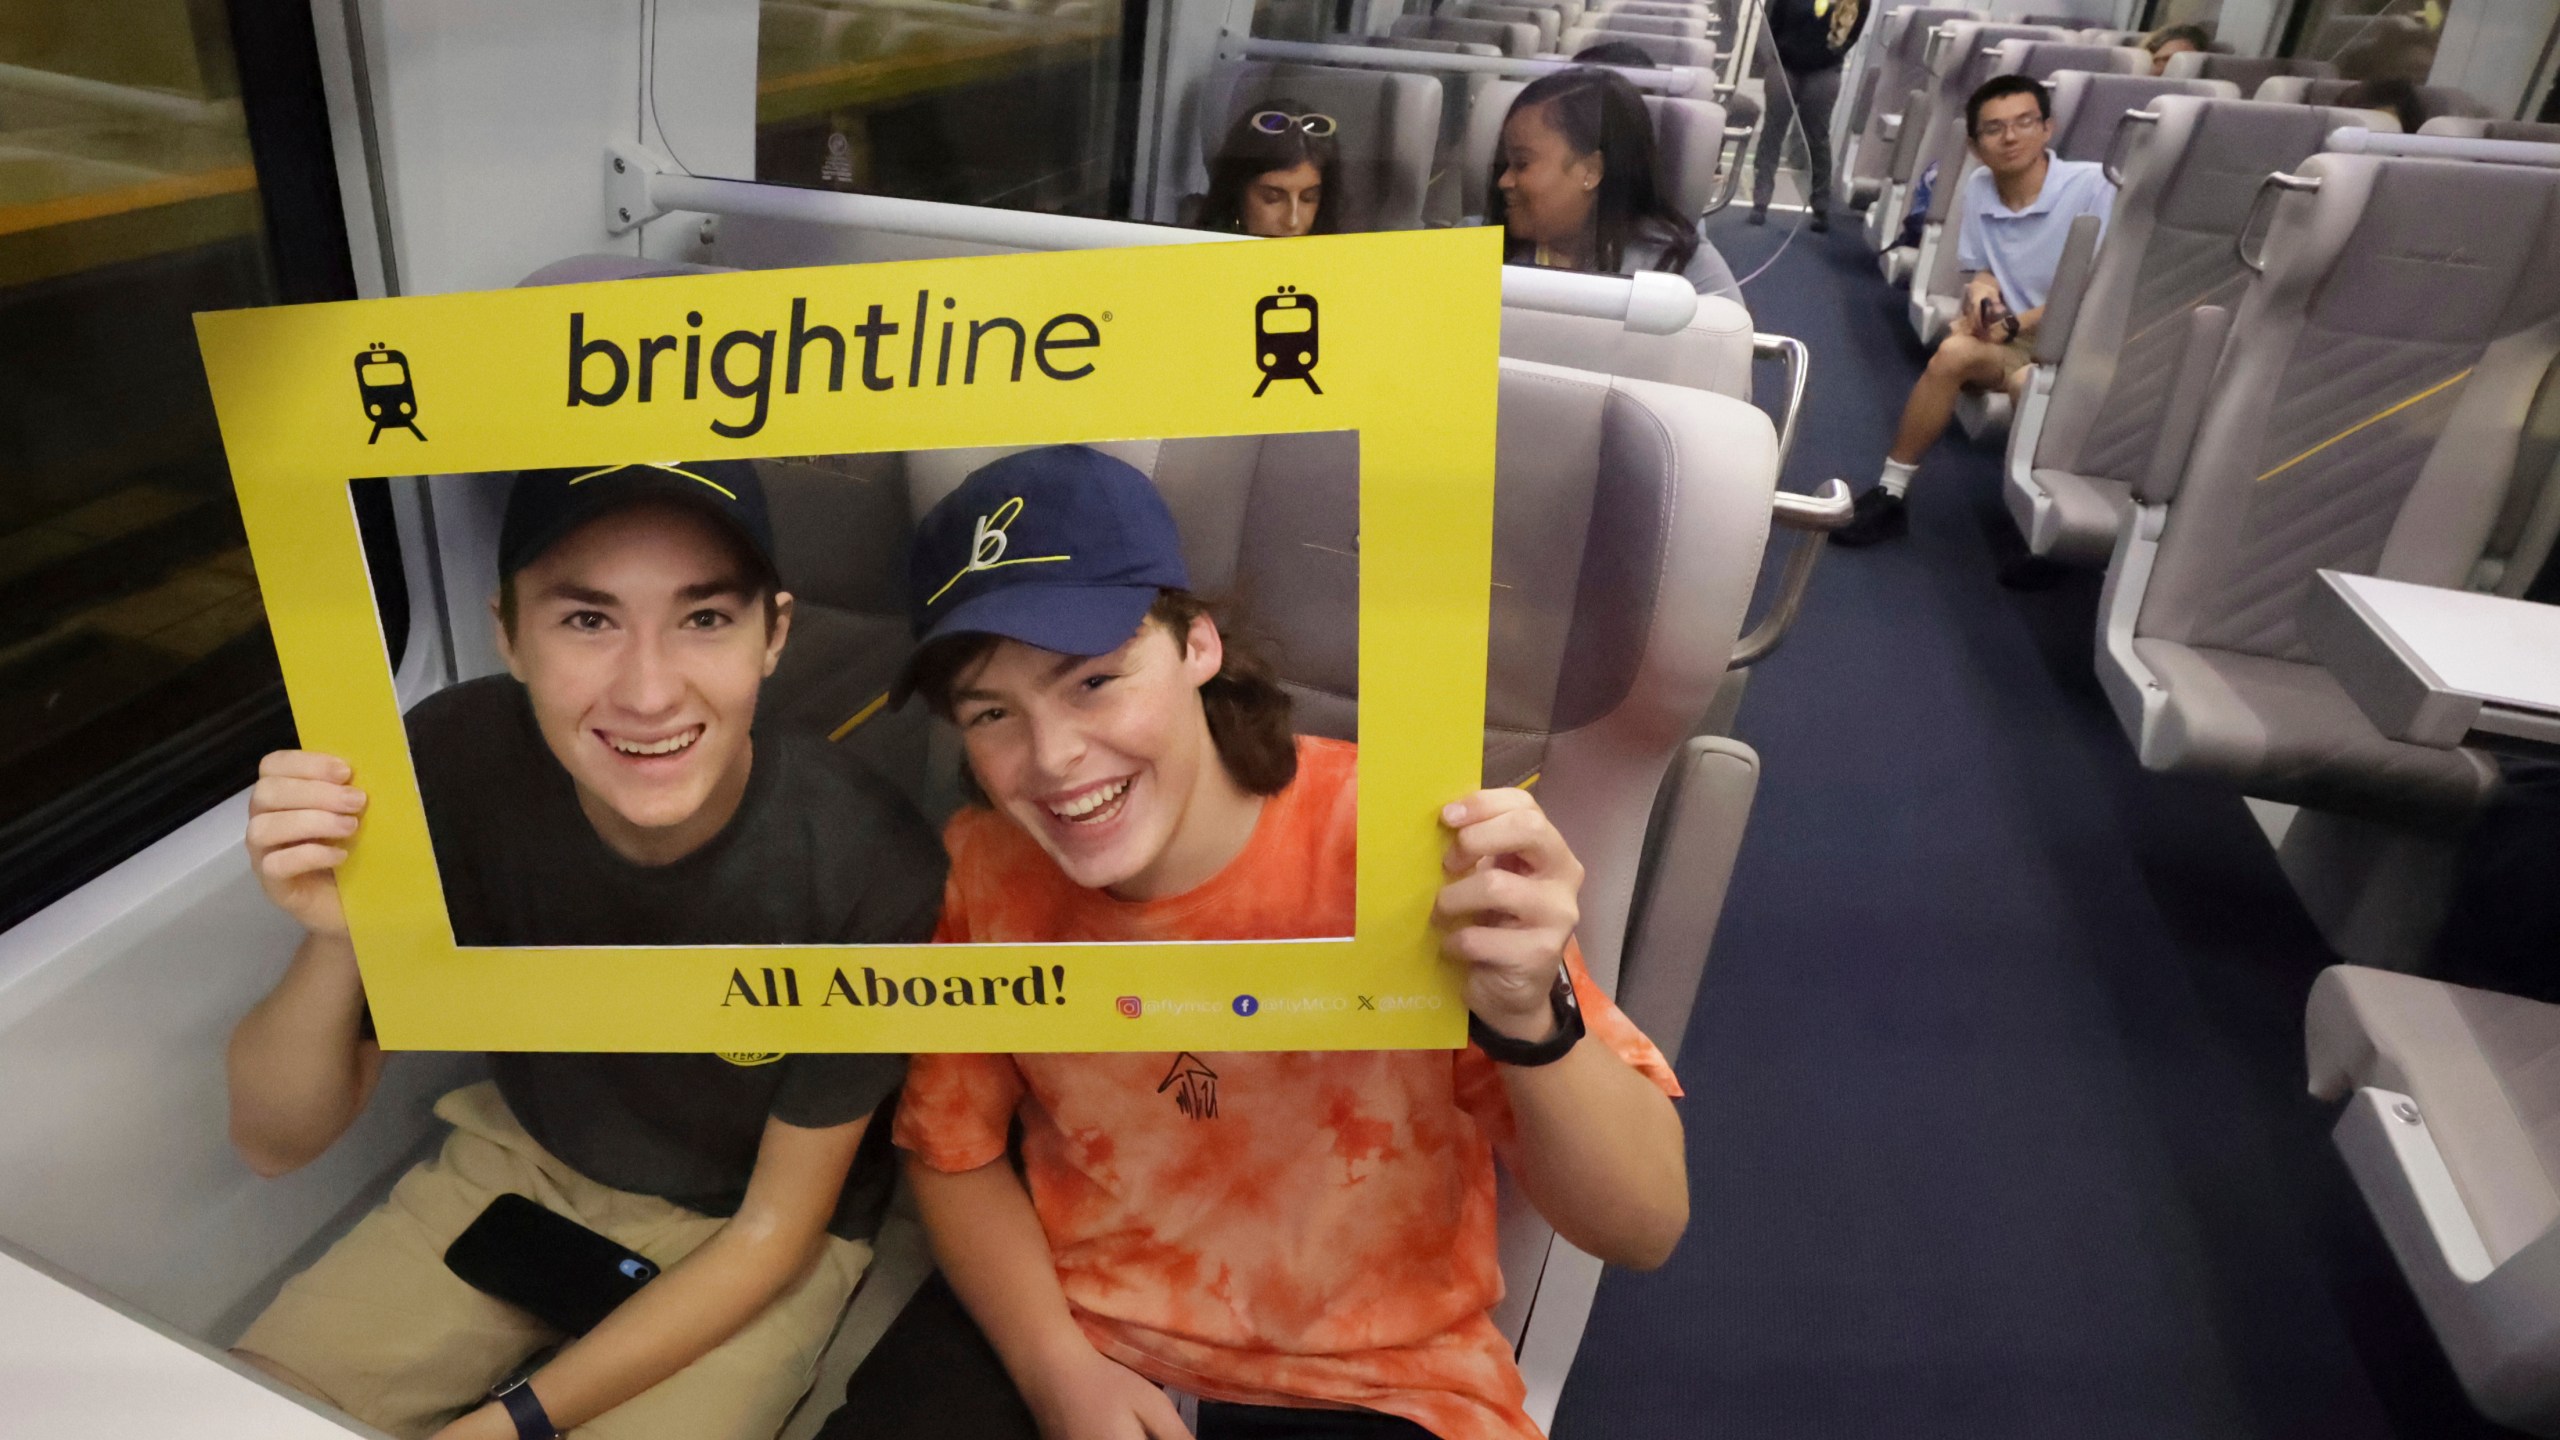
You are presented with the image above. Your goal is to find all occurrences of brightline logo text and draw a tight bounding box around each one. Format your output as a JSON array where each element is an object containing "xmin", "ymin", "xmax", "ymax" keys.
[{"xmin": 566, "ymin": 288, "xmax": 1104, "ymax": 439}]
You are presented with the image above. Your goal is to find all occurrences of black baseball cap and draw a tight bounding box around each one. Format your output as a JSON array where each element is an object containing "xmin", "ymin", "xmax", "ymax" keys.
[
  {"xmin": 497, "ymin": 461, "xmax": 775, "ymax": 580},
  {"xmin": 895, "ymin": 446, "xmax": 1189, "ymax": 704}
]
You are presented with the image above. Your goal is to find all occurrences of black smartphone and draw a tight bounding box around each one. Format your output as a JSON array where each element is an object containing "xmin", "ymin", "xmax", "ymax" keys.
[{"xmin": 444, "ymin": 1193, "xmax": 659, "ymax": 1335}]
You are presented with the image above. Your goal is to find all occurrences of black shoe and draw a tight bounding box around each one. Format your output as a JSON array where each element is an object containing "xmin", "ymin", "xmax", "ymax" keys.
[
  {"xmin": 1831, "ymin": 487, "xmax": 1909, "ymax": 548},
  {"xmin": 1808, "ymin": 209, "xmax": 1830, "ymax": 234},
  {"xmin": 1747, "ymin": 205, "xmax": 1768, "ymax": 225}
]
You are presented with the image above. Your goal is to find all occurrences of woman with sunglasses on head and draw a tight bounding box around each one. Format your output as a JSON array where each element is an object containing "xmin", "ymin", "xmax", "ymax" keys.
[
  {"xmin": 1488, "ymin": 67, "xmax": 1744, "ymax": 308},
  {"xmin": 1199, "ymin": 101, "xmax": 1340, "ymax": 238}
]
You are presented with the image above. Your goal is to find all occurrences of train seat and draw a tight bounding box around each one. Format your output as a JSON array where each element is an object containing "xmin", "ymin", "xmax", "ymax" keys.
[
  {"xmin": 1905, "ymin": 38, "xmax": 2145, "ymax": 346},
  {"xmin": 1895, "ymin": 24, "xmax": 2090, "ymax": 342},
  {"xmin": 2423, "ymin": 117, "xmax": 2560, "ymax": 144},
  {"xmin": 2044, "ymin": 71, "xmax": 2240, "ymax": 158},
  {"xmin": 1498, "ymin": 296, "xmax": 1756, "ymax": 399},
  {"xmin": 1584, "ymin": 11, "xmax": 1710, "ymax": 40},
  {"xmin": 1453, "ymin": 2, "xmax": 1562, "ymax": 54},
  {"xmin": 1199, "ymin": 61, "xmax": 1447, "ymax": 231},
  {"xmin": 2006, "ymin": 97, "xmax": 2388, "ymax": 566},
  {"xmin": 2255, "ymin": 75, "xmax": 2497, "ymax": 125},
  {"xmin": 1841, "ymin": 6, "xmax": 1980, "ymax": 245},
  {"xmin": 1552, "ymin": 27, "xmax": 1717, "ymax": 69},
  {"xmin": 2307, "ymin": 965, "xmax": 2560, "ymax": 1434},
  {"xmin": 2159, "ymin": 50, "xmax": 2336, "ymax": 94},
  {"xmin": 2095, "ymin": 150, "xmax": 2560, "ymax": 829},
  {"xmin": 1355, "ymin": 35, "xmax": 1509, "ymax": 227},
  {"xmin": 1461, "ymin": 79, "xmax": 1732, "ymax": 221},
  {"xmin": 2074, "ymin": 27, "xmax": 2147, "ymax": 46},
  {"xmin": 1390, "ymin": 13, "xmax": 1542, "ymax": 58}
]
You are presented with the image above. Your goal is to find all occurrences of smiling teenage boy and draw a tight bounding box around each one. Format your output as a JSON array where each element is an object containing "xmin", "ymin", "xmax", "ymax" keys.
[
  {"xmin": 226, "ymin": 462, "xmax": 944, "ymax": 1440},
  {"xmin": 861, "ymin": 446, "xmax": 1687, "ymax": 1440}
]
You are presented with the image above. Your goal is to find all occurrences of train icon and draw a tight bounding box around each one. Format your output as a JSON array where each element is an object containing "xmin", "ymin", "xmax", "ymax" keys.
[
  {"xmin": 355, "ymin": 342, "xmax": 427, "ymax": 443},
  {"xmin": 1253, "ymin": 287, "xmax": 1320, "ymax": 397}
]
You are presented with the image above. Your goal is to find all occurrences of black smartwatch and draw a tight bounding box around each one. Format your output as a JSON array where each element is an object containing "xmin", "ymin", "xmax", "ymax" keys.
[
  {"xmin": 1468, "ymin": 968, "xmax": 1585, "ymax": 1067},
  {"xmin": 493, "ymin": 1375, "xmax": 559, "ymax": 1440}
]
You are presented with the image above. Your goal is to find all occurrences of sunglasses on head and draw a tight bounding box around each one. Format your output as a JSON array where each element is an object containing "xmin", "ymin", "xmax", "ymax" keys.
[{"xmin": 1249, "ymin": 109, "xmax": 1338, "ymax": 138}]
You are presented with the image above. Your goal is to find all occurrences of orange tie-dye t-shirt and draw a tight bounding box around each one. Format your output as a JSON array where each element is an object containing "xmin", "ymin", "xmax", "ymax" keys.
[{"xmin": 894, "ymin": 737, "xmax": 1681, "ymax": 1440}]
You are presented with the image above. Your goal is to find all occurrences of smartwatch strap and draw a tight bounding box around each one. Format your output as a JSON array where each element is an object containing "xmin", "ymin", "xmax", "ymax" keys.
[{"xmin": 499, "ymin": 1382, "xmax": 559, "ymax": 1440}]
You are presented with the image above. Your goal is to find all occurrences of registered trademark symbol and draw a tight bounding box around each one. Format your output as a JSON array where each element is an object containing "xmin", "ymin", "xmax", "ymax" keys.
[{"xmin": 1102, "ymin": 312, "xmax": 1112, "ymax": 322}]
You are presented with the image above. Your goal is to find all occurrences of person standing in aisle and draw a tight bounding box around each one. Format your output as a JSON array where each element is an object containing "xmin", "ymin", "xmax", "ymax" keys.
[{"xmin": 1749, "ymin": 0, "xmax": 1869, "ymax": 231}]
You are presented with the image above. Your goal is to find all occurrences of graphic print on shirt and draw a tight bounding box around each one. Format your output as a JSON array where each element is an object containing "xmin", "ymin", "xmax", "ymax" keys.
[{"xmin": 1158, "ymin": 1052, "xmax": 1220, "ymax": 1119}]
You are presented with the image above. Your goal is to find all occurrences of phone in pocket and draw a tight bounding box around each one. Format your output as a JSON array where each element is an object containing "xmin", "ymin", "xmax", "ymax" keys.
[{"xmin": 444, "ymin": 1193, "xmax": 659, "ymax": 1335}]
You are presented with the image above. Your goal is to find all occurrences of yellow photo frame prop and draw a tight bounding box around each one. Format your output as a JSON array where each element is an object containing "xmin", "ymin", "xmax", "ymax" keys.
[{"xmin": 196, "ymin": 229, "xmax": 1499, "ymax": 1053}]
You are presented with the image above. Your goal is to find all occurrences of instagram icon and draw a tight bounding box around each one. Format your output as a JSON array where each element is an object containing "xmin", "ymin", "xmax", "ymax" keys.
[{"xmin": 1114, "ymin": 996, "xmax": 1143, "ymax": 1019}]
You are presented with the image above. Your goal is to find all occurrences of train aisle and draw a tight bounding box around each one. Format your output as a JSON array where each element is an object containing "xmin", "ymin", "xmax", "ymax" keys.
[{"xmin": 1550, "ymin": 209, "xmax": 2523, "ymax": 1440}]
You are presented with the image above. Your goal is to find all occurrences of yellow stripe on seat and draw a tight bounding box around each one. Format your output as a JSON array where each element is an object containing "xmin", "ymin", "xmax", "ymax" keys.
[{"xmin": 2255, "ymin": 368, "xmax": 2474, "ymax": 484}]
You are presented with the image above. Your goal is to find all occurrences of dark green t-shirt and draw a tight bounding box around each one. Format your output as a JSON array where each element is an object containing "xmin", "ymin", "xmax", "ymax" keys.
[{"xmin": 405, "ymin": 675, "xmax": 945, "ymax": 1240}]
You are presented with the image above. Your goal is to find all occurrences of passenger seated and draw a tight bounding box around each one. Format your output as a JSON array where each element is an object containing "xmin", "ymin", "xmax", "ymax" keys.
[
  {"xmin": 1837, "ymin": 75, "xmax": 2115, "ymax": 547},
  {"xmin": 227, "ymin": 463, "xmax": 944, "ymax": 1440},
  {"xmin": 2338, "ymin": 76, "xmax": 2427, "ymax": 134},
  {"xmin": 1490, "ymin": 67, "xmax": 1746, "ymax": 306},
  {"xmin": 1199, "ymin": 99, "xmax": 1339, "ymax": 238},
  {"xmin": 829, "ymin": 445, "xmax": 1687, "ymax": 1440},
  {"xmin": 2142, "ymin": 23, "xmax": 2210, "ymax": 77}
]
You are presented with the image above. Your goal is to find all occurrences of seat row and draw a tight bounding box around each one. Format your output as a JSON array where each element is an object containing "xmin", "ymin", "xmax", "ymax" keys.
[{"xmin": 1831, "ymin": 17, "xmax": 2560, "ymax": 1427}]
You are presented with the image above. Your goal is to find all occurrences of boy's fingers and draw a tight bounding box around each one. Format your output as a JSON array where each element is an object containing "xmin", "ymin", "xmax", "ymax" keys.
[
  {"xmin": 258, "ymin": 843, "xmax": 349, "ymax": 884},
  {"xmin": 1433, "ymin": 866, "xmax": 1571, "ymax": 933},
  {"xmin": 250, "ymin": 776, "xmax": 367, "ymax": 818},
  {"xmin": 1439, "ymin": 788, "xmax": 1536, "ymax": 830},
  {"xmin": 260, "ymin": 750, "xmax": 353, "ymax": 783},
  {"xmin": 247, "ymin": 809, "xmax": 360, "ymax": 854},
  {"xmin": 1444, "ymin": 808, "xmax": 1579, "ymax": 881},
  {"xmin": 1442, "ymin": 924, "xmax": 1562, "ymax": 978}
]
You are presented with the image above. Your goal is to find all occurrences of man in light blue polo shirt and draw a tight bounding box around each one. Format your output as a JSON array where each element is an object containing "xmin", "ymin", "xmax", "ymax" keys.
[{"xmin": 1837, "ymin": 74, "xmax": 2116, "ymax": 547}]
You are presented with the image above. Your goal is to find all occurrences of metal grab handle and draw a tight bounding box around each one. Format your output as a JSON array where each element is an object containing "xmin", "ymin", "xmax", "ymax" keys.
[
  {"xmin": 1730, "ymin": 479, "xmax": 1853, "ymax": 669},
  {"xmin": 2236, "ymin": 171, "xmax": 2322, "ymax": 274},
  {"xmin": 1752, "ymin": 332, "xmax": 1807, "ymax": 480},
  {"xmin": 2101, "ymin": 107, "xmax": 2158, "ymax": 186},
  {"xmin": 1707, "ymin": 123, "xmax": 1754, "ymax": 214}
]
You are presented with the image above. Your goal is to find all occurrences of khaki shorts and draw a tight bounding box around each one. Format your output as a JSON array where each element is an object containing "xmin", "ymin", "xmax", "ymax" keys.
[{"xmin": 235, "ymin": 1083, "xmax": 870, "ymax": 1440}]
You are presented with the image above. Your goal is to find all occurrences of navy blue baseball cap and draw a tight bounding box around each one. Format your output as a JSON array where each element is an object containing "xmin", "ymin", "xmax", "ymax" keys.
[
  {"xmin": 896, "ymin": 446, "xmax": 1189, "ymax": 704},
  {"xmin": 498, "ymin": 460, "xmax": 775, "ymax": 579}
]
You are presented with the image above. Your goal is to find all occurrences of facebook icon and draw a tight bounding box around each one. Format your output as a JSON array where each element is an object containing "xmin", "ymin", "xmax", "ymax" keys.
[{"xmin": 1232, "ymin": 995, "xmax": 1259, "ymax": 1017}]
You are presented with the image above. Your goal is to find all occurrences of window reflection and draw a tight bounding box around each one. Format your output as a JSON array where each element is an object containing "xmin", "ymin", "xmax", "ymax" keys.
[
  {"xmin": 753, "ymin": 0, "xmax": 1132, "ymax": 214},
  {"xmin": 2293, "ymin": 0, "xmax": 2451, "ymax": 83},
  {"xmin": 0, "ymin": 1, "xmax": 289, "ymax": 922}
]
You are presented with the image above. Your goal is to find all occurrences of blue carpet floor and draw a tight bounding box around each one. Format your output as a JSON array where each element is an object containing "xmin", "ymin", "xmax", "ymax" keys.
[{"xmin": 1547, "ymin": 210, "xmax": 2526, "ymax": 1439}]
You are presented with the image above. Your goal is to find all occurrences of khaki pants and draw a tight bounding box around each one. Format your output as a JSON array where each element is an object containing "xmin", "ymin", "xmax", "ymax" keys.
[{"xmin": 236, "ymin": 1083, "xmax": 869, "ymax": 1440}]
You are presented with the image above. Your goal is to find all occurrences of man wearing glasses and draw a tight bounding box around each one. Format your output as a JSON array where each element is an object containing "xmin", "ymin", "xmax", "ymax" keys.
[{"xmin": 1836, "ymin": 75, "xmax": 2116, "ymax": 548}]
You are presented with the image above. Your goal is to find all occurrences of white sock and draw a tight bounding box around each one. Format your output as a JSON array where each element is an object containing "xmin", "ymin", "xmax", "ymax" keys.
[{"xmin": 1877, "ymin": 458, "xmax": 1918, "ymax": 499}]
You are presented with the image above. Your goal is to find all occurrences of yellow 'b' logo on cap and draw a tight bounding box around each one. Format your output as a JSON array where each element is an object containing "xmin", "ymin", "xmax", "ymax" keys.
[{"xmin": 927, "ymin": 495, "xmax": 1070, "ymax": 606}]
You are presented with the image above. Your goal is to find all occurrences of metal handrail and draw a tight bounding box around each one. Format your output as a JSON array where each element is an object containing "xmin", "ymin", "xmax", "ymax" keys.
[
  {"xmin": 608, "ymin": 145, "xmax": 1703, "ymax": 334},
  {"xmin": 1731, "ymin": 479, "xmax": 1853, "ymax": 669},
  {"xmin": 1705, "ymin": 123, "xmax": 1753, "ymax": 215},
  {"xmin": 2101, "ymin": 107, "xmax": 2159, "ymax": 186},
  {"xmin": 2237, "ymin": 171, "xmax": 2322, "ymax": 274},
  {"xmin": 1753, "ymin": 333, "xmax": 1806, "ymax": 480},
  {"xmin": 1231, "ymin": 35, "xmax": 1709, "ymax": 94}
]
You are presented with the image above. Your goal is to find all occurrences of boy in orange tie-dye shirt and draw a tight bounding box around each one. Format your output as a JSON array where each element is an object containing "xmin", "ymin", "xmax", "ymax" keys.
[{"xmin": 862, "ymin": 446, "xmax": 1686, "ymax": 1440}]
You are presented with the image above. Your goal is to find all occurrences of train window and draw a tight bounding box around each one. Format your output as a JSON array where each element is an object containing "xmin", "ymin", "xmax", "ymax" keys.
[
  {"xmin": 0, "ymin": 2, "xmax": 365, "ymax": 931},
  {"xmin": 2144, "ymin": 0, "xmax": 2225, "ymax": 35},
  {"xmin": 2286, "ymin": 0, "xmax": 2452, "ymax": 81},
  {"xmin": 752, "ymin": 0, "xmax": 1145, "ymax": 216}
]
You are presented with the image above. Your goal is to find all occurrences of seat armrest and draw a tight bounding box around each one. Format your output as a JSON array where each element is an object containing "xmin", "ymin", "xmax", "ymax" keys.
[
  {"xmin": 1848, "ymin": 65, "xmax": 1882, "ymax": 133},
  {"xmin": 2137, "ymin": 304, "xmax": 2231, "ymax": 505},
  {"xmin": 2032, "ymin": 213, "xmax": 2102, "ymax": 365},
  {"xmin": 1614, "ymin": 735, "xmax": 1760, "ymax": 1069}
]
